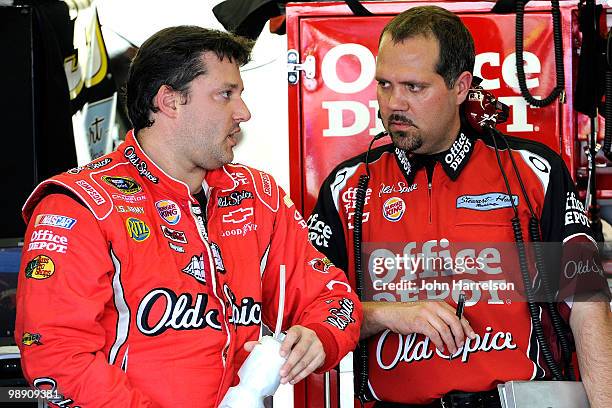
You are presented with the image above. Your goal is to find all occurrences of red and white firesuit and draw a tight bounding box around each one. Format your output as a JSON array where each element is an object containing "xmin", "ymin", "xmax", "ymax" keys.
[
  {"xmin": 308, "ymin": 127, "xmax": 610, "ymax": 404},
  {"xmin": 16, "ymin": 130, "xmax": 362, "ymax": 407}
]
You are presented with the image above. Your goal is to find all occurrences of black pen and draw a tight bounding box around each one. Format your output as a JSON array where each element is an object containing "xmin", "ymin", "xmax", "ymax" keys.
[{"xmin": 449, "ymin": 293, "xmax": 466, "ymax": 361}]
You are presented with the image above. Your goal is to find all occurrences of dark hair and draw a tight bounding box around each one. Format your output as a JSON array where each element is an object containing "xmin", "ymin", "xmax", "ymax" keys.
[
  {"xmin": 379, "ymin": 6, "xmax": 475, "ymax": 88},
  {"xmin": 126, "ymin": 26, "xmax": 254, "ymax": 132}
]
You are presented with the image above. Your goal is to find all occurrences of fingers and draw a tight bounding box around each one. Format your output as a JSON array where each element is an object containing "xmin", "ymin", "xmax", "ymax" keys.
[
  {"xmin": 279, "ymin": 326, "xmax": 325, "ymax": 385},
  {"xmin": 461, "ymin": 317, "xmax": 477, "ymax": 340},
  {"xmin": 243, "ymin": 340, "xmax": 258, "ymax": 352}
]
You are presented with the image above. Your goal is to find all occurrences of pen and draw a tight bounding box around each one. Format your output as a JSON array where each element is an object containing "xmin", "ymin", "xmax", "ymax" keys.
[{"xmin": 449, "ymin": 292, "xmax": 466, "ymax": 361}]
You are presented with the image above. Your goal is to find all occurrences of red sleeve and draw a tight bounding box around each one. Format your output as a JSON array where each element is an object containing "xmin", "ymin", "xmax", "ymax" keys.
[
  {"xmin": 15, "ymin": 194, "xmax": 159, "ymax": 407},
  {"xmin": 260, "ymin": 188, "xmax": 362, "ymax": 373}
]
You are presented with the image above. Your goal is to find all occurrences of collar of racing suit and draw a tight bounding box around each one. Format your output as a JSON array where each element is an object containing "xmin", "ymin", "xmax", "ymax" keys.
[
  {"xmin": 393, "ymin": 127, "xmax": 476, "ymax": 185},
  {"xmin": 122, "ymin": 130, "xmax": 238, "ymax": 201}
]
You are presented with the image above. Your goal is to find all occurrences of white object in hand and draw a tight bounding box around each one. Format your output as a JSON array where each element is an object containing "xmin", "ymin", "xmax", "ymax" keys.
[{"xmin": 219, "ymin": 334, "xmax": 287, "ymax": 408}]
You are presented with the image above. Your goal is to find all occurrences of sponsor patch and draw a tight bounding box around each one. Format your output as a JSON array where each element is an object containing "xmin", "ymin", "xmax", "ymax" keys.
[
  {"xmin": 102, "ymin": 176, "xmax": 142, "ymax": 194},
  {"xmin": 75, "ymin": 179, "xmax": 106, "ymax": 205},
  {"xmin": 378, "ymin": 181, "xmax": 418, "ymax": 197},
  {"xmin": 309, "ymin": 257, "xmax": 334, "ymax": 274},
  {"xmin": 444, "ymin": 133, "xmax": 472, "ymax": 171},
  {"xmin": 395, "ymin": 148, "xmax": 412, "ymax": 175},
  {"xmin": 115, "ymin": 205, "xmax": 144, "ymax": 214},
  {"xmin": 210, "ymin": 242, "xmax": 226, "ymax": 273},
  {"xmin": 307, "ymin": 213, "xmax": 332, "ymax": 248},
  {"xmin": 161, "ymin": 225, "xmax": 188, "ymax": 244},
  {"xmin": 67, "ymin": 157, "xmax": 112, "ymax": 174},
  {"xmin": 260, "ymin": 172, "xmax": 272, "ymax": 196},
  {"xmin": 222, "ymin": 207, "xmax": 253, "ymax": 224},
  {"xmin": 456, "ymin": 193, "xmax": 518, "ymax": 211},
  {"xmin": 182, "ymin": 254, "xmax": 206, "ymax": 284},
  {"xmin": 155, "ymin": 200, "xmax": 181, "ymax": 225},
  {"xmin": 230, "ymin": 172, "xmax": 249, "ymax": 185},
  {"xmin": 112, "ymin": 193, "xmax": 147, "ymax": 203},
  {"xmin": 217, "ymin": 190, "xmax": 254, "ymax": 208},
  {"xmin": 565, "ymin": 191, "xmax": 589, "ymax": 227},
  {"xmin": 126, "ymin": 217, "xmax": 150, "ymax": 242},
  {"xmin": 123, "ymin": 146, "xmax": 159, "ymax": 183},
  {"xmin": 168, "ymin": 242, "xmax": 185, "ymax": 253},
  {"xmin": 325, "ymin": 298, "xmax": 355, "ymax": 331},
  {"xmin": 24, "ymin": 255, "xmax": 55, "ymax": 280},
  {"xmin": 28, "ymin": 230, "xmax": 68, "ymax": 254},
  {"xmin": 22, "ymin": 332, "xmax": 43, "ymax": 346},
  {"xmin": 220, "ymin": 222, "xmax": 258, "ymax": 238},
  {"xmin": 382, "ymin": 197, "xmax": 406, "ymax": 222},
  {"xmin": 34, "ymin": 214, "xmax": 77, "ymax": 230}
]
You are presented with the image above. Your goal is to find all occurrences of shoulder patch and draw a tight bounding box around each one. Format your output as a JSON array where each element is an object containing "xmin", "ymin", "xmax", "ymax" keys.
[{"xmin": 230, "ymin": 165, "xmax": 280, "ymax": 212}]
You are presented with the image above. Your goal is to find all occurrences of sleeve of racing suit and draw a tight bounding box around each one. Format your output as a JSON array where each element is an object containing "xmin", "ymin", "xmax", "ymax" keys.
[
  {"xmin": 15, "ymin": 193, "xmax": 160, "ymax": 407},
  {"xmin": 307, "ymin": 171, "xmax": 349, "ymax": 272},
  {"xmin": 538, "ymin": 155, "xmax": 611, "ymax": 301},
  {"xmin": 260, "ymin": 187, "xmax": 361, "ymax": 373}
]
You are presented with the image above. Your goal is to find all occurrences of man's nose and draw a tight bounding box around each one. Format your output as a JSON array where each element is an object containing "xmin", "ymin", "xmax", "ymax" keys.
[
  {"xmin": 387, "ymin": 88, "xmax": 409, "ymax": 111},
  {"xmin": 234, "ymin": 98, "xmax": 251, "ymax": 123}
]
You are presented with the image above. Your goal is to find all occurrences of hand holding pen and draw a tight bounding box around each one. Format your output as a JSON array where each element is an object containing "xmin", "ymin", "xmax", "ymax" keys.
[{"xmin": 449, "ymin": 292, "xmax": 466, "ymax": 361}]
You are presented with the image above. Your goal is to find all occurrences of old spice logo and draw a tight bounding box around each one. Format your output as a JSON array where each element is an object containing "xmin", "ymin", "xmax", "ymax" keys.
[
  {"xmin": 217, "ymin": 190, "xmax": 254, "ymax": 207},
  {"xmin": 376, "ymin": 326, "xmax": 517, "ymax": 369},
  {"xmin": 378, "ymin": 181, "xmax": 418, "ymax": 197},
  {"xmin": 325, "ymin": 298, "xmax": 355, "ymax": 331},
  {"xmin": 382, "ymin": 197, "xmax": 405, "ymax": 222},
  {"xmin": 223, "ymin": 284, "xmax": 262, "ymax": 327},
  {"xmin": 155, "ymin": 199, "xmax": 181, "ymax": 225},
  {"xmin": 123, "ymin": 146, "xmax": 159, "ymax": 183},
  {"xmin": 67, "ymin": 157, "xmax": 112, "ymax": 174},
  {"xmin": 136, "ymin": 288, "xmax": 221, "ymax": 335}
]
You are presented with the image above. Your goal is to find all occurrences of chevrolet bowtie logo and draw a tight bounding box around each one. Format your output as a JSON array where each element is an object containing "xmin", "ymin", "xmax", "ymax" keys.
[{"xmin": 222, "ymin": 207, "xmax": 254, "ymax": 223}]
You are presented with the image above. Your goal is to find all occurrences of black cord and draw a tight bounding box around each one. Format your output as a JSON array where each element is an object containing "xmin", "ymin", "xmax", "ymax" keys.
[
  {"xmin": 486, "ymin": 127, "xmax": 565, "ymax": 380},
  {"xmin": 515, "ymin": 0, "xmax": 565, "ymax": 107}
]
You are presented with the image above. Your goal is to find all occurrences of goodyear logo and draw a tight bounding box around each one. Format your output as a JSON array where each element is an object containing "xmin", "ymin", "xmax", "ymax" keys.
[
  {"xmin": 102, "ymin": 176, "xmax": 142, "ymax": 195},
  {"xmin": 126, "ymin": 217, "xmax": 150, "ymax": 242},
  {"xmin": 155, "ymin": 199, "xmax": 181, "ymax": 225},
  {"xmin": 22, "ymin": 332, "xmax": 42, "ymax": 346},
  {"xmin": 24, "ymin": 255, "xmax": 55, "ymax": 280},
  {"xmin": 382, "ymin": 197, "xmax": 405, "ymax": 222}
]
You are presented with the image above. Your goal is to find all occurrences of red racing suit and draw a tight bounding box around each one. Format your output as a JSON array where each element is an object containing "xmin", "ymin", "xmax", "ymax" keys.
[
  {"xmin": 308, "ymin": 127, "xmax": 609, "ymax": 404},
  {"xmin": 15, "ymin": 130, "xmax": 361, "ymax": 407}
]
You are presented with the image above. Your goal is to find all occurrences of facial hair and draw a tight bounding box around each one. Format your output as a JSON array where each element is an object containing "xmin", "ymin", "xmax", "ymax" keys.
[{"xmin": 387, "ymin": 113, "xmax": 423, "ymax": 152}]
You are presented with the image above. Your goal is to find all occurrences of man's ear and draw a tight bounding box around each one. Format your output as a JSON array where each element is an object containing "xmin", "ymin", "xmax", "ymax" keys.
[
  {"xmin": 455, "ymin": 71, "xmax": 473, "ymax": 105},
  {"xmin": 153, "ymin": 85, "xmax": 180, "ymax": 119}
]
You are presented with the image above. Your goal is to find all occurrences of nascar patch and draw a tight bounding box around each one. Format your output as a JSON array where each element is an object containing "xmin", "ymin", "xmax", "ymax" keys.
[
  {"xmin": 34, "ymin": 214, "xmax": 77, "ymax": 230},
  {"xmin": 102, "ymin": 176, "xmax": 142, "ymax": 195},
  {"xmin": 24, "ymin": 255, "xmax": 55, "ymax": 280},
  {"xmin": 126, "ymin": 217, "xmax": 150, "ymax": 242}
]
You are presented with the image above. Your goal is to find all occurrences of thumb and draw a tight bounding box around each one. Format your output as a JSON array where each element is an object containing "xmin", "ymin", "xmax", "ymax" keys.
[{"xmin": 243, "ymin": 340, "xmax": 259, "ymax": 352}]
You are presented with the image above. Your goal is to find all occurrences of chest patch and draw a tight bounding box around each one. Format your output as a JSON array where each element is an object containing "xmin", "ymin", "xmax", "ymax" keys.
[{"xmin": 456, "ymin": 193, "xmax": 518, "ymax": 211}]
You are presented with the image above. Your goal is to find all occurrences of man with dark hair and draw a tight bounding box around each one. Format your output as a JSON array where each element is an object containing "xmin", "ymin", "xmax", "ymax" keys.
[
  {"xmin": 15, "ymin": 26, "xmax": 361, "ymax": 407},
  {"xmin": 309, "ymin": 6, "xmax": 611, "ymax": 407}
]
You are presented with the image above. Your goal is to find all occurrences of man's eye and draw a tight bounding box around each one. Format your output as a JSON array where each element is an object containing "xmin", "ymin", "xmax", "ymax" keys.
[
  {"xmin": 221, "ymin": 90, "xmax": 232, "ymax": 99},
  {"xmin": 407, "ymin": 84, "xmax": 422, "ymax": 92},
  {"xmin": 377, "ymin": 81, "xmax": 390, "ymax": 89}
]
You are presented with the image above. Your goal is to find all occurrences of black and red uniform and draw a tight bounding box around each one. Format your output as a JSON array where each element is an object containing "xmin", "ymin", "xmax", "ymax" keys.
[{"xmin": 308, "ymin": 127, "xmax": 609, "ymax": 404}]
